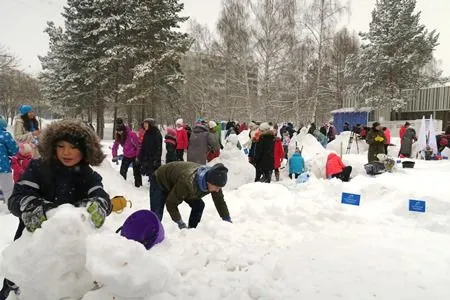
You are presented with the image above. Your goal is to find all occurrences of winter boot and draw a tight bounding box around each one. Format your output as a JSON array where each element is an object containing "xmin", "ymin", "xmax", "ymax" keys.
[
  {"xmin": 0, "ymin": 279, "xmax": 20, "ymax": 300},
  {"xmin": 275, "ymin": 169, "xmax": 280, "ymax": 182}
]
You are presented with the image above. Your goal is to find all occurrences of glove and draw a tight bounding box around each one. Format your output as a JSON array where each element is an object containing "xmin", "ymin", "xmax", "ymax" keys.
[
  {"xmin": 222, "ymin": 216, "xmax": 232, "ymax": 223},
  {"xmin": 175, "ymin": 219, "xmax": 187, "ymax": 229},
  {"xmin": 112, "ymin": 157, "xmax": 118, "ymax": 163},
  {"xmin": 374, "ymin": 136, "xmax": 384, "ymax": 142},
  {"xmin": 84, "ymin": 198, "xmax": 108, "ymax": 228},
  {"xmin": 20, "ymin": 198, "xmax": 52, "ymax": 232}
]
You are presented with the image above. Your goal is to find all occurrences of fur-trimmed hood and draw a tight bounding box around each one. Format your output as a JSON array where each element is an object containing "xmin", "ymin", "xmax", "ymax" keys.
[{"xmin": 38, "ymin": 119, "xmax": 105, "ymax": 166}]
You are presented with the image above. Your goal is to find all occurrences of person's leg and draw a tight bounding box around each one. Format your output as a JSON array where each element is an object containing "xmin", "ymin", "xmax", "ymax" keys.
[
  {"xmin": 120, "ymin": 157, "xmax": 132, "ymax": 180},
  {"xmin": 340, "ymin": 166, "xmax": 352, "ymax": 182},
  {"xmin": 132, "ymin": 158, "xmax": 142, "ymax": 187},
  {"xmin": 274, "ymin": 169, "xmax": 280, "ymax": 181},
  {"xmin": 263, "ymin": 170, "xmax": 273, "ymax": 183},
  {"xmin": 185, "ymin": 199, "xmax": 205, "ymax": 228},
  {"xmin": 0, "ymin": 173, "xmax": 14, "ymax": 203},
  {"xmin": 255, "ymin": 168, "xmax": 263, "ymax": 182},
  {"xmin": 294, "ymin": 173, "xmax": 300, "ymax": 179},
  {"xmin": 149, "ymin": 174, "xmax": 166, "ymax": 221},
  {"xmin": 176, "ymin": 149, "xmax": 184, "ymax": 161}
]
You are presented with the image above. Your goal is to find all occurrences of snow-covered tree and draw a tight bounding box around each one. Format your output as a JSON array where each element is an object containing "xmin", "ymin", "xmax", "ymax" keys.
[{"xmin": 356, "ymin": 0, "xmax": 439, "ymax": 109}]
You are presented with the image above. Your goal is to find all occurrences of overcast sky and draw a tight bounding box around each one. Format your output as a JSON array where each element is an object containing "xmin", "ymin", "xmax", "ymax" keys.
[{"xmin": 1, "ymin": 0, "xmax": 449, "ymax": 76}]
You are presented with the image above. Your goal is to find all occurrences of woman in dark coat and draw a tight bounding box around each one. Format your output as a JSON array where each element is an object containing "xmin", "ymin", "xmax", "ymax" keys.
[
  {"xmin": 366, "ymin": 122, "xmax": 386, "ymax": 163},
  {"xmin": 139, "ymin": 118, "xmax": 163, "ymax": 176},
  {"xmin": 254, "ymin": 122, "xmax": 275, "ymax": 183},
  {"xmin": 399, "ymin": 127, "xmax": 417, "ymax": 158}
]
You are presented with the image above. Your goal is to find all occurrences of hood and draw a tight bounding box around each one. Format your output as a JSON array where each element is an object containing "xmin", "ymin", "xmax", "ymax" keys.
[
  {"xmin": 193, "ymin": 124, "xmax": 208, "ymax": 133},
  {"xmin": 327, "ymin": 153, "xmax": 339, "ymax": 160},
  {"xmin": 38, "ymin": 119, "xmax": 105, "ymax": 166}
]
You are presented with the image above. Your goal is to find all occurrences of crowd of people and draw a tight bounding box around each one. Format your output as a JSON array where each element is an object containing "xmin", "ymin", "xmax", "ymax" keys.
[{"xmin": 1, "ymin": 106, "xmax": 450, "ymax": 299}]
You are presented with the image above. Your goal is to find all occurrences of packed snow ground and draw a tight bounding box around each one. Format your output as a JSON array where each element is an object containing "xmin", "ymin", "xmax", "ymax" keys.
[{"xmin": 1, "ymin": 131, "xmax": 450, "ymax": 299}]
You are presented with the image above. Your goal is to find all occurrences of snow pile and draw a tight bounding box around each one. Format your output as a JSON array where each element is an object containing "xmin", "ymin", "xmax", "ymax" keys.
[
  {"xmin": 1, "ymin": 205, "xmax": 95, "ymax": 300},
  {"xmin": 209, "ymin": 140, "xmax": 254, "ymax": 190},
  {"xmin": 1, "ymin": 205, "xmax": 171, "ymax": 300},
  {"xmin": 290, "ymin": 132, "xmax": 327, "ymax": 160}
]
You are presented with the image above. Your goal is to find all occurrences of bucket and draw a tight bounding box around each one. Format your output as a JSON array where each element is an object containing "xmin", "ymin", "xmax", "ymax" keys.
[
  {"xmin": 117, "ymin": 210, "xmax": 165, "ymax": 250},
  {"xmin": 402, "ymin": 161, "xmax": 415, "ymax": 168}
]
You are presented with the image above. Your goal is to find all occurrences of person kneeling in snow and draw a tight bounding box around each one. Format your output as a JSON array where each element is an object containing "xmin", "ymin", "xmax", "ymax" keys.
[
  {"xmin": 149, "ymin": 162, "xmax": 231, "ymax": 229},
  {"xmin": 325, "ymin": 153, "xmax": 352, "ymax": 182},
  {"xmin": 289, "ymin": 149, "xmax": 305, "ymax": 179},
  {"xmin": 0, "ymin": 120, "xmax": 112, "ymax": 300}
]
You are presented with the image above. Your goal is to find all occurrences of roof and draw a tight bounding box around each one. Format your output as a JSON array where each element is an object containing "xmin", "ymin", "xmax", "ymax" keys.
[{"xmin": 330, "ymin": 107, "xmax": 373, "ymax": 114}]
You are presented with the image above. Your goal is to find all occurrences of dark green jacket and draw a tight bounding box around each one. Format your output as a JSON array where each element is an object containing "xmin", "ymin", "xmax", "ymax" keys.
[
  {"xmin": 366, "ymin": 128, "xmax": 386, "ymax": 162},
  {"xmin": 155, "ymin": 161, "xmax": 230, "ymax": 222}
]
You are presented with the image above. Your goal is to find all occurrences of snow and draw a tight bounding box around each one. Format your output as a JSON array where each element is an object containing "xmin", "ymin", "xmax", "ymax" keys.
[{"xmin": 1, "ymin": 132, "xmax": 450, "ymax": 299}]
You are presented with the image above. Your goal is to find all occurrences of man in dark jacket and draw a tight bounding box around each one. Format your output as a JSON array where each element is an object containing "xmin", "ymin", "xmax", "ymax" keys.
[
  {"xmin": 149, "ymin": 162, "xmax": 231, "ymax": 229},
  {"xmin": 139, "ymin": 118, "xmax": 163, "ymax": 176}
]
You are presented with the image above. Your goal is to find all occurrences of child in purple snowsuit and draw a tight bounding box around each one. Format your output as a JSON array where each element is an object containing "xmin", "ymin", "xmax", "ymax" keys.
[{"xmin": 112, "ymin": 118, "xmax": 142, "ymax": 187}]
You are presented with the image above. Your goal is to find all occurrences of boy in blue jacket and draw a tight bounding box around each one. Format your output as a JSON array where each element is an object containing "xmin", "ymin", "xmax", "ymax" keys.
[{"xmin": 289, "ymin": 149, "xmax": 305, "ymax": 179}]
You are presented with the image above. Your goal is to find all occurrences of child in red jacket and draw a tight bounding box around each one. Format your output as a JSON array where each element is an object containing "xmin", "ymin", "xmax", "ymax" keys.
[
  {"xmin": 273, "ymin": 132, "xmax": 284, "ymax": 181},
  {"xmin": 11, "ymin": 143, "xmax": 33, "ymax": 183},
  {"xmin": 325, "ymin": 153, "xmax": 352, "ymax": 182}
]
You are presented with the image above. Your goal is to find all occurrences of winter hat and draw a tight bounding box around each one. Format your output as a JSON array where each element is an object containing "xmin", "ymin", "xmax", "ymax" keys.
[
  {"xmin": 19, "ymin": 105, "xmax": 33, "ymax": 116},
  {"xmin": 259, "ymin": 122, "xmax": 271, "ymax": 132},
  {"xmin": 19, "ymin": 143, "xmax": 33, "ymax": 157},
  {"xmin": 206, "ymin": 163, "xmax": 228, "ymax": 187},
  {"xmin": 209, "ymin": 121, "xmax": 217, "ymax": 129},
  {"xmin": 176, "ymin": 118, "xmax": 183, "ymax": 126},
  {"xmin": 0, "ymin": 115, "xmax": 7, "ymax": 130},
  {"xmin": 372, "ymin": 122, "xmax": 380, "ymax": 128},
  {"xmin": 166, "ymin": 127, "xmax": 177, "ymax": 137},
  {"xmin": 143, "ymin": 118, "xmax": 155, "ymax": 126},
  {"xmin": 249, "ymin": 121, "xmax": 258, "ymax": 130}
]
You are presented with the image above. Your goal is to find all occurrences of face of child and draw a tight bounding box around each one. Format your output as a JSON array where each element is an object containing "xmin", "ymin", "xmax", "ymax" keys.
[
  {"xmin": 56, "ymin": 141, "xmax": 83, "ymax": 167},
  {"xmin": 143, "ymin": 122, "xmax": 149, "ymax": 130}
]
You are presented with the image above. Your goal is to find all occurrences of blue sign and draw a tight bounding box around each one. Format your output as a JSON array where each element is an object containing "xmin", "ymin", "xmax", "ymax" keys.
[
  {"xmin": 341, "ymin": 193, "xmax": 361, "ymax": 206},
  {"xmin": 409, "ymin": 200, "xmax": 426, "ymax": 213}
]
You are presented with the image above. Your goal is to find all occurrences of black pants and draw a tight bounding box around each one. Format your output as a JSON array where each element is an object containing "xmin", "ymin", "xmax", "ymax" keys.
[
  {"xmin": 120, "ymin": 156, "xmax": 142, "ymax": 187},
  {"xmin": 176, "ymin": 149, "xmax": 184, "ymax": 161},
  {"xmin": 185, "ymin": 198, "xmax": 205, "ymax": 228},
  {"xmin": 384, "ymin": 144, "xmax": 389, "ymax": 154},
  {"xmin": 150, "ymin": 174, "xmax": 166, "ymax": 221},
  {"xmin": 255, "ymin": 169, "xmax": 273, "ymax": 183},
  {"xmin": 289, "ymin": 173, "xmax": 300, "ymax": 179},
  {"xmin": 332, "ymin": 166, "xmax": 352, "ymax": 182},
  {"xmin": 0, "ymin": 220, "xmax": 25, "ymax": 298}
]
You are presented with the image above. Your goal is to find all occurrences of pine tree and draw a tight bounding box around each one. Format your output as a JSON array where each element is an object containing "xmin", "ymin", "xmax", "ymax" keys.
[{"xmin": 357, "ymin": 0, "xmax": 439, "ymax": 109}]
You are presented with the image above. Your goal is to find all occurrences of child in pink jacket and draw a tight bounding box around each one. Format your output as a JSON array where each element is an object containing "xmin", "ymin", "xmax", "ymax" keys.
[{"xmin": 11, "ymin": 143, "xmax": 33, "ymax": 183}]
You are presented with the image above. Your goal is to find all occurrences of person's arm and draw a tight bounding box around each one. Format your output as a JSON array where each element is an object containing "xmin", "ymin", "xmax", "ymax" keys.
[
  {"xmin": 5, "ymin": 132, "xmax": 19, "ymax": 156},
  {"xmin": 165, "ymin": 182, "xmax": 187, "ymax": 223},
  {"xmin": 14, "ymin": 121, "xmax": 33, "ymax": 142},
  {"xmin": 111, "ymin": 139, "xmax": 119, "ymax": 158},
  {"xmin": 8, "ymin": 160, "xmax": 46, "ymax": 217},
  {"xmin": 211, "ymin": 190, "xmax": 230, "ymax": 220}
]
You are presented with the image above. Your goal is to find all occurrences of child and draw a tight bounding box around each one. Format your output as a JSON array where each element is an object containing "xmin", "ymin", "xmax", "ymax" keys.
[
  {"xmin": 274, "ymin": 131, "xmax": 284, "ymax": 181},
  {"xmin": 112, "ymin": 118, "xmax": 142, "ymax": 187},
  {"xmin": 289, "ymin": 148, "xmax": 305, "ymax": 179},
  {"xmin": 0, "ymin": 115, "xmax": 19, "ymax": 202},
  {"xmin": 282, "ymin": 131, "xmax": 290, "ymax": 159},
  {"xmin": 1, "ymin": 119, "xmax": 111, "ymax": 299},
  {"xmin": 11, "ymin": 143, "xmax": 33, "ymax": 183},
  {"xmin": 326, "ymin": 153, "xmax": 352, "ymax": 182},
  {"xmin": 164, "ymin": 127, "xmax": 177, "ymax": 163}
]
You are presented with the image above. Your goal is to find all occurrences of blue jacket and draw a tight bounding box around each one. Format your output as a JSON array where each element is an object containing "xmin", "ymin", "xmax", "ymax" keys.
[
  {"xmin": 0, "ymin": 128, "xmax": 19, "ymax": 173},
  {"xmin": 289, "ymin": 153, "xmax": 305, "ymax": 174}
]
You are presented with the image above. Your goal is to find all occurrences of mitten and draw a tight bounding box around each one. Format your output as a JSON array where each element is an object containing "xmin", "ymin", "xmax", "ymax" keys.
[
  {"xmin": 222, "ymin": 216, "xmax": 232, "ymax": 223},
  {"xmin": 81, "ymin": 197, "xmax": 109, "ymax": 228},
  {"xmin": 20, "ymin": 198, "xmax": 53, "ymax": 232},
  {"xmin": 175, "ymin": 219, "xmax": 187, "ymax": 229}
]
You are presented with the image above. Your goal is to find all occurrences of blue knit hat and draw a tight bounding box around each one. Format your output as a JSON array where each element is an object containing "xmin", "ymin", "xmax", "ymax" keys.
[
  {"xmin": 19, "ymin": 105, "xmax": 33, "ymax": 116},
  {"xmin": 0, "ymin": 116, "xmax": 7, "ymax": 130}
]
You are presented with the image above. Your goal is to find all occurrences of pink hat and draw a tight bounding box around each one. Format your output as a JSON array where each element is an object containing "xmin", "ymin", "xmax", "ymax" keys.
[{"xmin": 19, "ymin": 143, "xmax": 33, "ymax": 157}]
